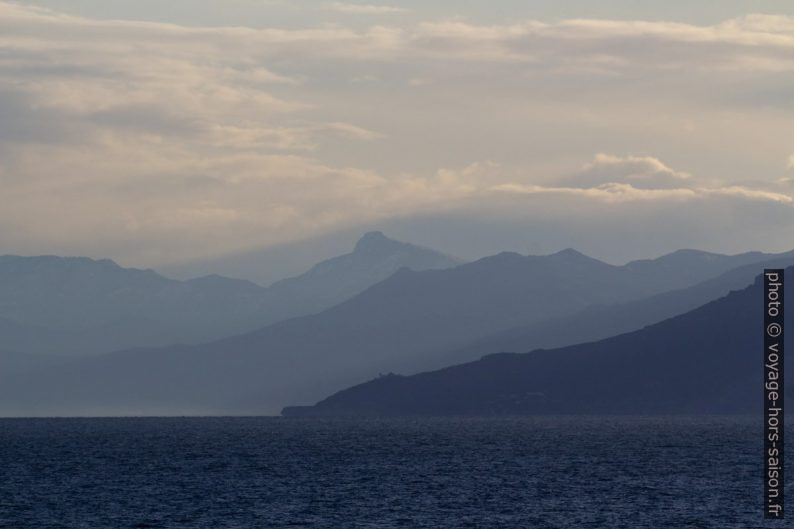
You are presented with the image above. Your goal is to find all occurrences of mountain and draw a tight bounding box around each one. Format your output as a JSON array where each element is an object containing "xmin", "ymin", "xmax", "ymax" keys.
[
  {"xmin": 284, "ymin": 268, "xmax": 792, "ymax": 416},
  {"xmin": 431, "ymin": 254, "xmax": 794, "ymax": 367},
  {"xmin": 623, "ymin": 248, "xmax": 784, "ymax": 290},
  {"xmin": 1, "ymin": 247, "xmax": 788, "ymax": 416},
  {"xmin": 0, "ymin": 232, "xmax": 460, "ymax": 355},
  {"xmin": 0, "ymin": 316, "xmax": 81, "ymax": 354},
  {"xmin": 262, "ymin": 231, "xmax": 463, "ymax": 317},
  {"xmin": 0, "ymin": 349, "xmax": 67, "ymax": 377}
]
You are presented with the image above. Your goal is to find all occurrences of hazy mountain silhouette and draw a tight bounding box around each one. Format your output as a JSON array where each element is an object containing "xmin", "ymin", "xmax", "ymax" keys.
[
  {"xmin": 0, "ymin": 349, "xmax": 67, "ymax": 377},
  {"xmin": 284, "ymin": 268, "xmax": 792, "ymax": 416},
  {"xmin": 264, "ymin": 231, "xmax": 463, "ymax": 317},
  {"xmin": 622, "ymin": 248, "xmax": 787, "ymax": 290},
  {"xmin": 0, "ymin": 232, "xmax": 459, "ymax": 355},
  {"xmin": 0, "ymin": 316, "xmax": 81, "ymax": 354},
  {"xmin": 430, "ymin": 254, "xmax": 794, "ymax": 367},
  {"xmin": 1, "ymin": 248, "xmax": 788, "ymax": 416}
]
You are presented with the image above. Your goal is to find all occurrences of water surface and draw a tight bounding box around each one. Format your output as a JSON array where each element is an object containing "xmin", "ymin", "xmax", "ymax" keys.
[{"xmin": 0, "ymin": 416, "xmax": 786, "ymax": 528}]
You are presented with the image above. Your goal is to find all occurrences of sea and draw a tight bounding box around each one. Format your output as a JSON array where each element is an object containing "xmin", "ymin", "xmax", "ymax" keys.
[{"xmin": 0, "ymin": 416, "xmax": 788, "ymax": 528}]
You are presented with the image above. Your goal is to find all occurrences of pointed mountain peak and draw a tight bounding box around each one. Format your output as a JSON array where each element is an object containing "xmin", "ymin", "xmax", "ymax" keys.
[{"xmin": 354, "ymin": 231, "xmax": 400, "ymax": 253}]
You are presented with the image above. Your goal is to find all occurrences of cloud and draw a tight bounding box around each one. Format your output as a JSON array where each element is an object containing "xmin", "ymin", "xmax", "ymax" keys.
[
  {"xmin": 788, "ymin": 155, "xmax": 794, "ymax": 169},
  {"xmin": 560, "ymin": 154, "xmax": 691, "ymax": 189},
  {"xmin": 326, "ymin": 3, "xmax": 407, "ymax": 14},
  {"xmin": 409, "ymin": 16, "xmax": 794, "ymax": 69},
  {"xmin": 0, "ymin": 2, "xmax": 792, "ymax": 266},
  {"xmin": 491, "ymin": 182, "xmax": 698, "ymax": 203},
  {"xmin": 713, "ymin": 186, "xmax": 793, "ymax": 203},
  {"xmin": 5, "ymin": 3, "xmax": 794, "ymax": 68},
  {"xmin": 497, "ymin": 153, "xmax": 791, "ymax": 204},
  {"xmin": 493, "ymin": 174, "xmax": 791, "ymax": 206}
]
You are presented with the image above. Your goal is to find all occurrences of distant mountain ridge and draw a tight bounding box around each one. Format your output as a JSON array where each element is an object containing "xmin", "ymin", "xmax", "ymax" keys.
[
  {"xmin": 265, "ymin": 231, "xmax": 463, "ymax": 318},
  {"xmin": 622, "ymin": 248, "xmax": 788, "ymax": 291},
  {"xmin": 0, "ymin": 232, "xmax": 461, "ymax": 356},
  {"xmin": 284, "ymin": 268, "xmax": 793, "ymax": 416},
  {"xmin": 430, "ymin": 254, "xmax": 794, "ymax": 367},
  {"xmin": 1, "ymin": 246, "xmax": 791, "ymax": 416}
]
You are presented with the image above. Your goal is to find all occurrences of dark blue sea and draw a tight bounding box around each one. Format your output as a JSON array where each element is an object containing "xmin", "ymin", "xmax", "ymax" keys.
[{"xmin": 0, "ymin": 416, "xmax": 788, "ymax": 528}]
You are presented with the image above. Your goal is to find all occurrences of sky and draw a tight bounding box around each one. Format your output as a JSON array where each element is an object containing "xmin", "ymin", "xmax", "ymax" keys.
[{"xmin": 1, "ymin": 0, "xmax": 794, "ymax": 275}]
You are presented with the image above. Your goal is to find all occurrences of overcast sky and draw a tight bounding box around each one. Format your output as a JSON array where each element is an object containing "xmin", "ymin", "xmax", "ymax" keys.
[{"xmin": 2, "ymin": 1, "xmax": 794, "ymax": 272}]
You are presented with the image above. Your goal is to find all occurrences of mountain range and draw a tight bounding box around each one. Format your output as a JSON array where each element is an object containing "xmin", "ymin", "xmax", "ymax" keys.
[
  {"xmin": 431, "ymin": 254, "xmax": 794, "ymax": 367},
  {"xmin": 284, "ymin": 268, "xmax": 792, "ymax": 416},
  {"xmin": 0, "ymin": 232, "xmax": 460, "ymax": 356},
  {"xmin": 1, "ymin": 244, "xmax": 790, "ymax": 416}
]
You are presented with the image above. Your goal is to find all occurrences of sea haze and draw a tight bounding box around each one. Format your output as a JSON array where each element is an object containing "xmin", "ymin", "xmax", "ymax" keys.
[{"xmin": 0, "ymin": 416, "xmax": 785, "ymax": 529}]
